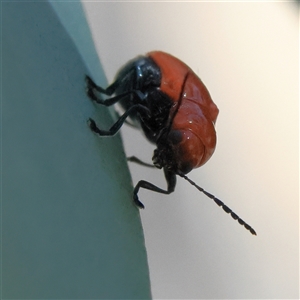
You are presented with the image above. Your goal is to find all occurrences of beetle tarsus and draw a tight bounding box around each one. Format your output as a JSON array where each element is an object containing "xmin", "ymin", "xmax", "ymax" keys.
[
  {"xmin": 133, "ymin": 194, "xmax": 145, "ymax": 209},
  {"xmin": 85, "ymin": 75, "xmax": 100, "ymax": 101}
]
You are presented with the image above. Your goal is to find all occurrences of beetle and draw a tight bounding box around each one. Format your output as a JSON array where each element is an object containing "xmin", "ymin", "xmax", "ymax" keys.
[{"xmin": 86, "ymin": 51, "xmax": 256, "ymax": 235}]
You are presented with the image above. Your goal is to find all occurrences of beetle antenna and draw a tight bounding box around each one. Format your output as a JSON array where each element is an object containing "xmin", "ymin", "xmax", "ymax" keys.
[{"xmin": 177, "ymin": 172, "xmax": 257, "ymax": 236}]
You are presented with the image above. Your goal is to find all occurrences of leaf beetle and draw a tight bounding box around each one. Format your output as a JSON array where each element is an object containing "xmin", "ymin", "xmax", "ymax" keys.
[{"xmin": 86, "ymin": 51, "xmax": 256, "ymax": 235}]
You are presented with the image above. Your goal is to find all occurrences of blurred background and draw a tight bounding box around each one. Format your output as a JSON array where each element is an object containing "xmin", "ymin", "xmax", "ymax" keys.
[{"xmin": 82, "ymin": 2, "xmax": 298, "ymax": 299}]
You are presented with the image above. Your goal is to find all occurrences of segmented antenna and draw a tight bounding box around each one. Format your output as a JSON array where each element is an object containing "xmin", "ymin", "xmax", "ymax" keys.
[{"xmin": 178, "ymin": 172, "xmax": 257, "ymax": 236}]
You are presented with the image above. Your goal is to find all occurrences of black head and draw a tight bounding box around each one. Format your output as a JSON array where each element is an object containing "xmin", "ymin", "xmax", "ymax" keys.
[{"xmin": 152, "ymin": 130, "xmax": 194, "ymax": 174}]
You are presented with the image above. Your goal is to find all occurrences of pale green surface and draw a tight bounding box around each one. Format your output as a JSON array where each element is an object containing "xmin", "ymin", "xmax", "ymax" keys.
[{"xmin": 2, "ymin": 1, "xmax": 151, "ymax": 298}]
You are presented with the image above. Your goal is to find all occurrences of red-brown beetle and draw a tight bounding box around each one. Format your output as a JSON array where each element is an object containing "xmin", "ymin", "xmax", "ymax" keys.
[{"xmin": 86, "ymin": 51, "xmax": 256, "ymax": 235}]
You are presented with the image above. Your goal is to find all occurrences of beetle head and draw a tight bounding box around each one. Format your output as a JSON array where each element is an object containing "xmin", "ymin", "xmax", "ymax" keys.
[
  {"xmin": 152, "ymin": 146, "xmax": 176, "ymax": 171},
  {"xmin": 152, "ymin": 129, "xmax": 195, "ymax": 174}
]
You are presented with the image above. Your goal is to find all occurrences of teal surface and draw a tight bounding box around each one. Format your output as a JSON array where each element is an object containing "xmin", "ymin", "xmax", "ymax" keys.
[{"xmin": 1, "ymin": 1, "xmax": 151, "ymax": 298}]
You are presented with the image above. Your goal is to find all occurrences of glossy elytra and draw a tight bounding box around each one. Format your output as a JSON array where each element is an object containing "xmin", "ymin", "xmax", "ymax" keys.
[{"xmin": 86, "ymin": 51, "xmax": 256, "ymax": 235}]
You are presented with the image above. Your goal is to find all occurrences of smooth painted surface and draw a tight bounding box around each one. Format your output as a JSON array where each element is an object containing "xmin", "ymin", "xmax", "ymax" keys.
[
  {"xmin": 2, "ymin": 1, "xmax": 151, "ymax": 298},
  {"xmin": 83, "ymin": 2, "xmax": 299, "ymax": 299}
]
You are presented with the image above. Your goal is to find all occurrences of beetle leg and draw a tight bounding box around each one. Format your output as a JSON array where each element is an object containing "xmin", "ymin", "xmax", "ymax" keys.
[
  {"xmin": 86, "ymin": 75, "xmax": 126, "ymax": 105},
  {"xmin": 133, "ymin": 169, "xmax": 176, "ymax": 208},
  {"xmin": 88, "ymin": 89, "xmax": 133, "ymax": 106},
  {"xmin": 86, "ymin": 75, "xmax": 120, "ymax": 96},
  {"xmin": 127, "ymin": 156, "xmax": 156, "ymax": 168},
  {"xmin": 115, "ymin": 111, "xmax": 139, "ymax": 128},
  {"xmin": 86, "ymin": 75, "xmax": 147, "ymax": 106},
  {"xmin": 88, "ymin": 104, "xmax": 150, "ymax": 136}
]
